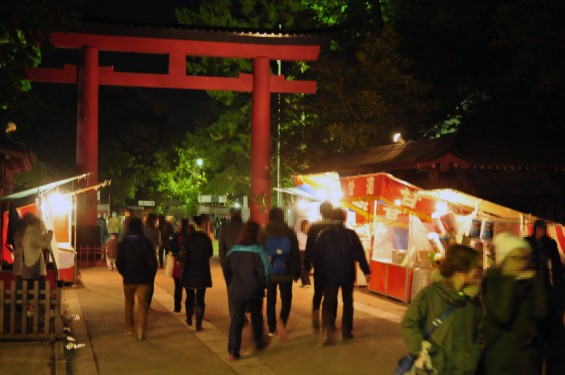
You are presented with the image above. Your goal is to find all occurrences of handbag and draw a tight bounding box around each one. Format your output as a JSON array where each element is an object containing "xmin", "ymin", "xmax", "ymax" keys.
[{"xmin": 394, "ymin": 305, "xmax": 456, "ymax": 375}]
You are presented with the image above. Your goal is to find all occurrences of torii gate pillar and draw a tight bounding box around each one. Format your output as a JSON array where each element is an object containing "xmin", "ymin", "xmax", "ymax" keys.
[
  {"xmin": 76, "ymin": 46, "xmax": 99, "ymax": 228},
  {"xmin": 250, "ymin": 57, "xmax": 271, "ymax": 225}
]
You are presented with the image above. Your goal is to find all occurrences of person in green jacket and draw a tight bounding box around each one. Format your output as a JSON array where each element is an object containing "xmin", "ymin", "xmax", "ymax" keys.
[
  {"xmin": 482, "ymin": 233, "xmax": 547, "ymax": 375},
  {"xmin": 400, "ymin": 244, "xmax": 483, "ymax": 375}
]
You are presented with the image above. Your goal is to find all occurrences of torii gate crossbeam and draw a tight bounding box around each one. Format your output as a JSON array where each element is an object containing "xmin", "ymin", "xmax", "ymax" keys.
[{"xmin": 28, "ymin": 30, "xmax": 320, "ymax": 231}]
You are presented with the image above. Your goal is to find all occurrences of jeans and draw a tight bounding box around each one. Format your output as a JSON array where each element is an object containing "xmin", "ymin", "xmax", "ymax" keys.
[
  {"xmin": 228, "ymin": 297, "xmax": 264, "ymax": 355},
  {"xmin": 322, "ymin": 284, "xmax": 354, "ymax": 337},
  {"xmin": 123, "ymin": 284, "xmax": 150, "ymax": 337},
  {"xmin": 266, "ymin": 280, "xmax": 293, "ymax": 332}
]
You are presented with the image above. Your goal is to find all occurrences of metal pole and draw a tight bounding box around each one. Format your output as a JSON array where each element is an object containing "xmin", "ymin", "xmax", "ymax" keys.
[{"xmin": 276, "ymin": 24, "xmax": 282, "ymax": 207}]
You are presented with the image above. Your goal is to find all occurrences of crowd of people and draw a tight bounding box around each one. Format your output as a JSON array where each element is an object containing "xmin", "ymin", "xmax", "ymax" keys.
[
  {"xmin": 112, "ymin": 203, "xmax": 372, "ymax": 358},
  {"xmin": 109, "ymin": 207, "xmax": 565, "ymax": 374},
  {"xmin": 400, "ymin": 220, "xmax": 565, "ymax": 375}
]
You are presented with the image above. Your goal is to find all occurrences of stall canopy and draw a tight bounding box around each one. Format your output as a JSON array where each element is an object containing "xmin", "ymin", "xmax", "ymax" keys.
[
  {"xmin": 340, "ymin": 173, "xmax": 436, "ymax": 222},
  {"xmin": 0, "ymin": 173, "xmax": 91, "ymax": 202}
]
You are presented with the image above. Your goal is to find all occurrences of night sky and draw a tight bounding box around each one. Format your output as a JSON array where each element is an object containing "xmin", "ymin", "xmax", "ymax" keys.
[{"xmin": 37, "ymin": 0, "xmax": 209, "ymax": 133}]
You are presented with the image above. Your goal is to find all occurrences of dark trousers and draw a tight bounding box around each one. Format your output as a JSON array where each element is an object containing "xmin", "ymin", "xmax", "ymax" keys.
[
  {"xmin": 222, "ymin": 268, "xmax": 233, "ymax": 317},
  {"xmin": 312, "ymin": 272, "xmax": 325, "ymax": 311},
  {"xmin": 299, "ymin": 252, "xmax": 311, "ymax": 286},
  {"xmin": 173, "ymin": 277, "xmax": 183, "ymax": 311},
  {"xmin": 185, "ymin": 287, "xmax": 206, "ymax": 318},
  {"xmin": 322, "ymin": 284, "xmax": 354, "ymax": 337},
  {"xmin": 228, "ymin": 297, "xmax": 264, "ymax": 355},
  {"xmin": 266, "ymin": 280, "xmax": 293, "ymax": 332}
]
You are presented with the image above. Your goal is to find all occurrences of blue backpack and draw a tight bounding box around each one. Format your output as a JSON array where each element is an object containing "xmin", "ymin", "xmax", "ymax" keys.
[{"xmin": 265, "ymin": 236, "xmax": 291, "ymax": 276}]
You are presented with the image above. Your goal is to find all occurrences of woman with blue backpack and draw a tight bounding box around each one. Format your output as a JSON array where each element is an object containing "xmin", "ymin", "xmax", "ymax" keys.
[{"xmin": 260, "ymin": 207, "xmax": 301, "ymax": 341}]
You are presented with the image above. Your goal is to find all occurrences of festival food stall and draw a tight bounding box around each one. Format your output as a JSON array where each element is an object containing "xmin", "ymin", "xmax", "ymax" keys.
[
  {"xmin": 1, "ymin": 174, "xmax": 110, "ymax": 284},
  {"xmin": 420, "ymin": 189, "xmax": 527, "ymax": 269},
  {"xmin": 340, "ymin": 173, "xmax": 437, "ymax": 302}
]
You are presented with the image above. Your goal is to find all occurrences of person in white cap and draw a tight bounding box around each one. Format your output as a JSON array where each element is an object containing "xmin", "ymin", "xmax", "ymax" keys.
[{"xmin": 482, "ymin": 232, "xmax": 547, "ymax": 375}]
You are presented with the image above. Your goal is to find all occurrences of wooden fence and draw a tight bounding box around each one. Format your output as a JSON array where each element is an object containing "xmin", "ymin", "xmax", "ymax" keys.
[
  {"xmin": 0, "ymin": 280, "xmax": 64, "ymax": 340},
  {"xmin": 76, "ymin": 245, "xmax": 106, "ymax": 266}
]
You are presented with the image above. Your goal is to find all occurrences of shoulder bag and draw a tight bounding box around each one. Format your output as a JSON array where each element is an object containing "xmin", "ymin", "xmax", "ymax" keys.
[{"xmin": 394, "ymin": 304, "xmax": 456, "ymax": 375}]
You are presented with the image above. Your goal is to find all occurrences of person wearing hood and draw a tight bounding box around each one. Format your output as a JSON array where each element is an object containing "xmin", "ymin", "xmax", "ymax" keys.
[
  {"xmin": 482, "ymin": 233, "xmax": 547, "ymax": 375},
  {"xmin": 259, "ymin": 207, "xmax": 301, "ymax": 341},
  {"xmin": 400, "ymin": 244, "xmax": 482, "ymax": 375},
  {"xmin": 224, "ymin": 221, "xmax": 270, "ymax": 360}
]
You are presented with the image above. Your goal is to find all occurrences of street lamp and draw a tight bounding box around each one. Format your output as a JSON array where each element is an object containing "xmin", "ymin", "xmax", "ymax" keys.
[
  {"xmin": 196, "ymin": 158, "xmax": 203, "ymax": 167},
  {"xmin": 393, "ymin": 132, "xmax": 405, "ymax": 144}
]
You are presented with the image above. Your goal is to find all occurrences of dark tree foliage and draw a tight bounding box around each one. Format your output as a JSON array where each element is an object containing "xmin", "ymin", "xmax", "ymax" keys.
[{"xmin": 0, "ymin": 0, "xmax": 77, "ymax": 114}]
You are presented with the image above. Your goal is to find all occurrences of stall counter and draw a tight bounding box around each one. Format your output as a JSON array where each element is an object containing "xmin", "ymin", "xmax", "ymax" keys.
[{"xmin": 368, "ymin": 259, "xmax": 413, "ymax": 302}]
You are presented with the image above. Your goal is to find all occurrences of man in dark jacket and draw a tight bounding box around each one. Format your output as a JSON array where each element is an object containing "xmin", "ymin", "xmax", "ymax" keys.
[
  {"xmin": 524, "ymin": 219, "xmax": 565, "ymax": 374},
  {"xmin": 304, "ymin": 201, "xmax": 334, "ymax": 331},
  {"xmin": 260, "ymin": 207, "xmax": 301, "ymax": 341},
  {"xmin": 315, "ymin": 208, "xmax": 370, "ymax": 345},
  {"xmin": 116, "ymin": 217, "xmax": 158, "ymax": 341},
  {"xmin": 219, "ymin": 209, "xmax": 244, "ymax": 316}
]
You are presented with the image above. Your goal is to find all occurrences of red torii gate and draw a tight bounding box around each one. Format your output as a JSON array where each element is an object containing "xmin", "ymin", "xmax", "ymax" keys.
[{"xmin": 28, "ymin": 27, "xmax": 320, "ymax": 230}]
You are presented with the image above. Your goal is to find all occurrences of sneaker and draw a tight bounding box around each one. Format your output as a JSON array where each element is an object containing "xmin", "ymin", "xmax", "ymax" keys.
[
  {"xmin": 343, "ymin": 333, "xmax": 354, "ymax": 340},
  {"xmin": 125, "ymin": 328, "xmax": 133, "ymax": 335},
  {"xmin": 267, "ymin": 330, "xmax": 277, "ymax": 337}
]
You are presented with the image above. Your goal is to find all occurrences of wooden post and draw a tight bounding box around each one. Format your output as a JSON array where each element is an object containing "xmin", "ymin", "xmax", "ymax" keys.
[
  {"xmin": 21, "ymin": 281, "xmax": 27, "ymax": 335},
  {"xmin": 250, "ymin": 56, "xmax": 271, "ymax": 226},
  {"xmin": 32, "ymin": 281, "xmax": 39, "ymax": 334},
  {"xmin": 9, "ymin": 281, "xmax": 16, "ymax": 334},
  {"xmin": 0, "ymin": 281, "xmax": 4, "ymax": 335},
  {"xmin": 44, "ymin": 282, "xmax": 51, "ymax": 335}
]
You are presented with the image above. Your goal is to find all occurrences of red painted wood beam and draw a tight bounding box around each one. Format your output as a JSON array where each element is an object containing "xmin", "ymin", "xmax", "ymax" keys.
[
  {"xmin": 250, "ymin": 57, "xmax": 271, "ymax": 225},
  {"xmin": 27, "ymin": 64, "xmax": 78, "ymax": 83},
  {"xmin": 50, "ymin": 32, "xmax": 321, "ymax": 61},
  {"xmin": 28, "ymin": 66, "xmax": 316, "ymax": 93}
]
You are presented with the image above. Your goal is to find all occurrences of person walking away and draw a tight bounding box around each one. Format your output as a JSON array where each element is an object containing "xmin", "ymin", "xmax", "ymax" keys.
[
  {"xmin": 144, "ymin": 214, "xmax": 160, "ymax": 308},
  {"xmin": 158, "ymin": 215, "xmax": 174, "ymax": 268},
  {"xmin": 297, "ymin": 219, "xmax": 311, "ymax": 287},
  {"xmin": 260, "ymin": 207, "xmax": 301, "ymax": 341},
  {"xmin": 116, "ymin": 217, "xmax": 158, "ymax": 341},
  {"xmin": 315, "ymin": 208, "xmax": 370, "ymax": 345},
  {"xmin": 482, "ymin": 233, "xmax": 547, "ymax": 375},
  {"xmin": 524, "ymin": 219, "xmax": 564, "ymax": 374},
  {"xmin": 170, "ymin": 219, "xmax": 191, "ymax": 312},
  {"xmin": 223, "ymin": 221, "xmax": 270, "ymax": 360},
  {"xmin": 103, "ymin": 234, "xmax": 118, "ymax": 271},
  {"xmin": 180, "ymin": 215, "xmax": 213, "ymax": 331},
  {"xmin": 219, "ymin": 209, "xmax": 244, "ymax": 317},
  {"xmin": 98, "ymin": 214, "xmax": 109, "ymax": 245},
  {"xmin": 304, "ymin": 201, "xmax": 334, "ymax": 331},
  {"xmin": 400, "ymin": 244, "xmax": 482, "ymax": 375}
]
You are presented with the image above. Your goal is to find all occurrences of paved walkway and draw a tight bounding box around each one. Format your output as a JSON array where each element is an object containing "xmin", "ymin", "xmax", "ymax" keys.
[{"xmin": 5, "ymin": 258, "xmax": 409, "ymax": 375}]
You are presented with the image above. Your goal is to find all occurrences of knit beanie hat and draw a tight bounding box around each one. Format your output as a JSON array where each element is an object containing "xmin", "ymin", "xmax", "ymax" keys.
[{"xmin": 492, "ymin": 232, "xmax": 531, "ymax": 266}]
